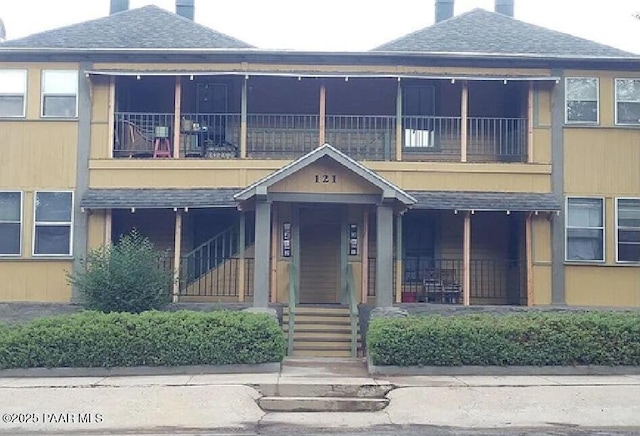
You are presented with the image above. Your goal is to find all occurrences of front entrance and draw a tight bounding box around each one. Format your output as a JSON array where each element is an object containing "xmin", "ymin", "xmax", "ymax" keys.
[{"xmin": 298, "ymin": 206, "xmax": 342, "ymax": 304}]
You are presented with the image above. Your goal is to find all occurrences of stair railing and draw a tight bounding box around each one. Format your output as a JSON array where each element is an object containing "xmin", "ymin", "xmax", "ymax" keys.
[
  {"xmin": 287, "ymin": 263, "xmax": 298, "ymax": 356},
  {"xmin": 345, "ymin": 264, "xmax": 358, "ymax": 358}
]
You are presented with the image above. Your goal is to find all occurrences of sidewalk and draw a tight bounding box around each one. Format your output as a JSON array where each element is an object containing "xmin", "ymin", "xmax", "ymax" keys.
[{"xmin": 1, "ymin": 359, "xmax": 640, "ymax": 434}]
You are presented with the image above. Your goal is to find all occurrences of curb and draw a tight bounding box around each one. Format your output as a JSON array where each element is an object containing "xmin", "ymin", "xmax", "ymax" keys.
[{"xmin": 0, "ymin": 362, "xmax": 281, "ymax": 378}]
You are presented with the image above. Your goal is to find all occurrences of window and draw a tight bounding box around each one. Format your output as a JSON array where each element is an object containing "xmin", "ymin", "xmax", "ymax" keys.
[
  {"xmin": 616, "ymin": 198, "xmax": 640, "ymax": 263},
  {"xmin": 0, "ymin": 70, "xmax": 27, "ymax": 117},
  {"xmin": 566, "ymin": 197, "xmax": 604, "ymax": 262},
  {"xmin": 615, "ymin": 79, "xmax": 640, "ymax": 125},
  {"xmin": 565, "ymin": 78, "xmax": 599, "ymax": 123},
  {"xmin": 41, "ymin": 70, "xmax": 78, "ymax": 118},
  {"xmin": 0, "ymin": 192, "xmax": 22, "ymax": 256},
  {"xmin": 33, "ymin": 191, "xmax": 73, "ymax": 256}
]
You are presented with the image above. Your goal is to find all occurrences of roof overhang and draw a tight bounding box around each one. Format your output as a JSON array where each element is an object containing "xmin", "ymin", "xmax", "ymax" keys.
[
  {"xmin": 407, "ymin": 191, "xmax": 561, "ymax": 213},
  {"xmin": 80, "ymin": 188, "xmax": 238, "ymax": 210}
]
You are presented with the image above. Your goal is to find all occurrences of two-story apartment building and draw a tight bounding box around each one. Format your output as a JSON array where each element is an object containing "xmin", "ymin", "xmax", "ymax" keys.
[{"xmin": 1, "ymin": 0, "xmax": 639, "ymax": 318}]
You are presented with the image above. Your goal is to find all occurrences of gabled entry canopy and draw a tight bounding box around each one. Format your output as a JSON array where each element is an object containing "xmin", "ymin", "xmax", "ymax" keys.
[{"xmin": 234, "ymin": 144, "xmax": 417, "ymax": 208}]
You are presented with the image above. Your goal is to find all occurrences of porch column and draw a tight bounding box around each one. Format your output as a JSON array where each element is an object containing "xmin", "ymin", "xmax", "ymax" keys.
[
  {"xmin": 238, "ymin": 212, "xmax": 246, "ymax": 302},
  {"xmin": 319, "ymin": 83, "xmax": 326, "ymax": 145},
  {"xmin": 395, "ymin": 213, "xmax": 403, "ymax": 304},
  {"xmin": 462, "ymin": 211, "xmax": 471, "ymax": 306},
  {"xmin": 395, "ymin": 79, "xmax": 403, "ymax": 161},
  {"xmin": 376, "ymin": 204, "xmax": 394, "ymax": 307},
  {"xmin": 361, "ymin": 210, "xmax": 369, "ymax": 303},
  {"xmin": 461, "ymin": 81, "xmax": 469, "ymax": 163},
  {"xmin": 172, "ymin": 77, "xmax": 181, "ymax": 159},
  {"xmin": 172, "ymin": 210, "xmax": 183, "ymax": 303},
  {"xmin": 270, "ymin": 206, "xmax": 278, "ymax": 303},
  {"xmin": 107, "ymin": 77, "xmax": 115, "ymax": 159},
  {"xmin": 527, "ymin": 81, "xmax": 534, "ymax": 163},
  {"xmin": 525, "ymin": 212, "xmax": 534, "ymax": 306},
  {"xmin": 253, "ymin": 200, "xmax": 272, "ymax": 307},
  {"xmin": 240, "ymin": 77, "xmax": 248, "ymax": 158},
  {"xmin": 104, "ymin": 210, "xmax": 112, "ymax": 245}
]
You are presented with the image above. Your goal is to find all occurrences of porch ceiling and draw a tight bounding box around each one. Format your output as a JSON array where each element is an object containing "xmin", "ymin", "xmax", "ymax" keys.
[
  {"xmin": 81, "ymin": 188, "xmax": 238, "ymax": 209},
  {"xmin": 408, "ymin": 191, "xmax": 560, "ymax": 213}
]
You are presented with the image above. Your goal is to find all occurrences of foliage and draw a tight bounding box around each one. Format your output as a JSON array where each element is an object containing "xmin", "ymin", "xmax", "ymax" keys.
[
  {"xmin": 367, "ymin": 312, "xmax": 640, "ymax": 366},
  {"xmin": 0, "ymin": 311, "xmax": 285, "ymax": 369},
  {"xmin": 68, "ymin": 230, "xmax": 172, "ymax": 313}
]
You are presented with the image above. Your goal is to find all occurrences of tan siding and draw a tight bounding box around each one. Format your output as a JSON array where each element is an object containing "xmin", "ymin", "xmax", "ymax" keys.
[
  {"xmin": 0, "ymin": 261, "xmax": 72, "ymax": 301},
  {"xmin": 532, "ymin": 128, "xmax": 551, "ymax": 164},
  {"xmin": 566, "ymin": 266, "xmax": 640, "ymax": 307},
  {"xmin": 87, "ymin": 211, "xmax": 107, "ymax": 251},
  {"xmin": 532, "ymin": 264, "xmax": 552, "ymax": 305}
]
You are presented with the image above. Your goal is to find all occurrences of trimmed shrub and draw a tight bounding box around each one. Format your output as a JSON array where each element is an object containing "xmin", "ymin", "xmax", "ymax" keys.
[
  {"xmin": 0, "ymin": 311, "xmax": 285, "ymax": 369},
  {"xmin": 367, "ymin": 312, "xmax": 640, "ymax": 366},
  {"xmin": 68, "ymin": 231, "xmax": 172, "ymax": 313}
]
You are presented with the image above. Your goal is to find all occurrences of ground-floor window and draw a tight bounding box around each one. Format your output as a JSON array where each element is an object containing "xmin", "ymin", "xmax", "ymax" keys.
[
  {"xmin": 616, "ymin": 198, "xmax": 640, "ymax": 263},
  {"xmin": 0, "ymin": 191, "xmax": 22, "ymax": 256},
  {"xmin": 33, "ymin": 191, "xmax": 73, "ymax": 256},
  {"xmin": 566, "ymin": 197, "xmax": 604, "ymax": 262}
]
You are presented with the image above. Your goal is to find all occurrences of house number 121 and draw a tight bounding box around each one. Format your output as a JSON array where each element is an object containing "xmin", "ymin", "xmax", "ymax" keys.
[{"xmin": 315, "ymin": 174, "xmax": 337, "ymax": 183}]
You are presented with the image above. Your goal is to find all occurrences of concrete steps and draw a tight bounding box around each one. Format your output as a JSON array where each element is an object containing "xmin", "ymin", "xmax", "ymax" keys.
[
  {"xmin": 283, "ymin": 306, "xmax": 361, "ymax": 358},
  {"xmin": 258, "ymin": 396, "xmax": 389, "ymax": 412}
]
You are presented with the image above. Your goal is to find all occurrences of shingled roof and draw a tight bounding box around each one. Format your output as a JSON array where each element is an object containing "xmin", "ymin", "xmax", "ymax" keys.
[
  {"xmin": 81, "ymin": 188, "xmax": 239, "ymax": 209},
  {"xmin": 373, "ymin": 8, "xmax": 636, "ymax": 59},
  {"xmin": 0, "ymin": 5, "xmax": 253, "ymax": 49},
  {"xmin": 407, "ymin": 191, "xmax": 560, "ymax": 212}
]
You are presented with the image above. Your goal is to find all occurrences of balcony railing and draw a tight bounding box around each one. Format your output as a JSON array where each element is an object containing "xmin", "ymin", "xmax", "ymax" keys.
[
  {"xmin": 114, "ymin": 112, "xmax": 173, "ymax": 158},
  {"xmin": 468, "ymin": 117, "xmax": 527, "ymax": 162},
  {"xmin": 326, "ymin": 115, "xmax": 395, "ymax": 161},
  {"xmin": 246, "ymin": 114, "xmax": 319, "ymax": 159}
]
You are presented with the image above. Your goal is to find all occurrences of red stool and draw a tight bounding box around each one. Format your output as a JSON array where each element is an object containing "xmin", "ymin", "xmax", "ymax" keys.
[{"xmin": 153, "ymin": 126, "xmax": 172, "ymax": 158}]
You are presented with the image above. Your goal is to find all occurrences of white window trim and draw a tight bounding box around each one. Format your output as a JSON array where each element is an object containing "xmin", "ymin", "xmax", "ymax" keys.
[
  {"xmin": 565, "ymin": 196, "xmax": 605, "ymax": 263},
  {"xmin": 32, "ymin": 190, "xmax": 74, "ymax": 257},
  {"xmin": 0, "ymin": 69, "xmax": 28, "ymax": 118},
  {"xmin": 614, "ymin": 78, "xmax": 640, "ymax": 126},
  {"xmin": 564, "ymin": 77, "xmax": 600, "ymax": 125},
  {"xmin": 0, "ymin": 190, "xmax": 23, "ymax": 257},
  {"xmin": 615, "ymin": 197, "xmax": 640, "ymax": 264},
  {"xmin": 40, "ymin": 70, "xmax": 79, "ymax": 119}
]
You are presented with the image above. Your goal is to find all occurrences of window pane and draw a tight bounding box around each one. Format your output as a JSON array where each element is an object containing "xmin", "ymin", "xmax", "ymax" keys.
[
  {"xmin": 34, "ymin": 226, "xmax": 71, "ymax": 255},
  {"xmin": 0, "ymin": 192, "xmax": 21, "ymax": 221},
  {"xmin": 43, "ymin": 96, "xmax": 77, "ymax": 117},
  {"xmin": 567, "ymin": 78, "xmax": 597, "ymax": 100},
  {"xmin": 568, "ymin": 198, "xmax": 602, "ymax": 227},
  {"xmin": 567, "ymin": 101, "xmax": 598, "ymax": 122},
  {"xmin": 619, "ymin": 243, "xmax": 640, "ymax": 262},
  {"xmin": 0, "ymin": 70, "xmax": 26, "ymax": 93},
  {"xmin": 43, "ymin": 70, "xmax": 77, "ymax": 94},
  {"xmin": 35, "ymin": 192, "xmax": 72, "ymax": 222},
  {"xmin": 616, "ymin": 79, "xmax": 640, "ymax": 101},
  {"xmin": 617, "ymin": 102, "xmax": 640, "ymax": 124},
  {"xmin": 0, "ymin": 96, "xmax": 25, "ymax": 117},
  {"xmin": 0, "ymin": 223, "xmax": 20, "ymax": 255},
  {"xmin": 567, "ymin": 228, "xmax": 603, "ymax": 261},
  {"xmin": 618, "ymin": 199, "xmax": 640, "ymax": 227}
]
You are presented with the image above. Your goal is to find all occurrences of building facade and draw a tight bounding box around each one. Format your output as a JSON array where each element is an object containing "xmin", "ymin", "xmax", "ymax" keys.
[{"xmin": 1, "ymin": 0, "xmax": 639, "ymax": 310}]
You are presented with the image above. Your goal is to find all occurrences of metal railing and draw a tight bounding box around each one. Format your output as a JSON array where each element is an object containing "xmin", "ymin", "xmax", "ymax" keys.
[
  {"xmin": 402, "ymin": 116, "xmax": 462, "ymax": 161},
  {"xmin": 179, "ymin": 113, "xmax": 241, "ymax": 158},
  {"xmin": 287, "ymin": 263, "xmax": 298, "ymax": 356},
  {"xmin": 467, "ymin": 117, "xmax": 527, "ymax": 162},
  {"xmin": 177, "ymin": 256, "xmax": 254, "ymax": 297},
  {"xmin": 344, "ymin": 264, "xmax": 358, "ymax": 357},
  {"xmin": 113, "ymin": 112, "xmax": 174, "ymax": 158},
  {"xmin": 325, "ymin": 115, "xmax": 395, "ymax": 161},
  {"xmin": 183, "ymin": 225, "xmax": 239, "ymax": 283},
  {"xmin": 246, "ymin": 114, "xmax": 319, "ymax": 159}
]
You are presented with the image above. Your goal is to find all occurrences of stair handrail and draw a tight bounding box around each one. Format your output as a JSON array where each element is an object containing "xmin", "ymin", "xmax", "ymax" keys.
[
  {"xmin": 183, "ymin": 224, "xmax": 239, "ymax": 260},
  {"xmin": 287, "ymin": 263, "xmax": 298, "ymax": 356},
  {"xmin": 345, "ymin": 264, "xmax": 358, "ymax": 358}
]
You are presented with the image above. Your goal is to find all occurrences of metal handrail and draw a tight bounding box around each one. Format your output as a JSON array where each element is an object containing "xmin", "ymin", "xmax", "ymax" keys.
[
  {"xmin": 345, "ymin": 264, "xmax": 358, "ymax": 358},
  {"xmin": 287, "ymin": 263, "xmax": 298, "ymax": 357}
]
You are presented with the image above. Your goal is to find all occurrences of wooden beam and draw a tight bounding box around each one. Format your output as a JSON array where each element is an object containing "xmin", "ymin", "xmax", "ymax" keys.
[
  {"xmin": 172, "ymin": 76, "xmax": 182, "ymax": 159},
  {"xmin": 238, "ymin": 212, "xmax": 246, "ymax": 302},
  {"xmin": 525, "ymin": 212, "xmax": 534, "ymax": 306},
  {"xmin": 104, "ymin": 210, "xmax": 112, "ymax": 245},
  {"xmin": 461, "ymin": 81, "xmax": 469, "ymax": 163},
  {"xmin": 107, "ymin": 76, "xmax": 115, "ymax": 159},
  {"xmin": 319, "ymin": 83, "xmax": 326, "ymax": 146},
  {"xmin": 240, "ymin": 77, "xmax": 248, "ymax": 159},
  {"xmin": 395, "ymin": 213, "xmax": 403, "ymax": 304},
  {"xmin": 463, "ymin": 212, "xmax": 471, "ymax": 306},
  {"xmin": 172, "ymin": 210, "xmax": 183, "ymax": 303},
  {"xmin": 361, "ymin": 209, "xmax": 369, "ymax": 303},
  {"xmin": 527, "ymin": 81, "xmax": 534, "ymax": 164},
  {"xmin": 395, "ymin": 80, "xmax": 403, "ymax": 161},
  {"xmin": 270, "ymin": 205, "xmax": 278, "ymax": 303}
]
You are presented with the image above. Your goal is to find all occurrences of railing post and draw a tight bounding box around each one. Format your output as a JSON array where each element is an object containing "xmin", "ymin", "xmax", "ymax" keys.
[
  {"xmin": 319, "ymin": 83, "xmax": 326, "ymax": 146},
  {"xmin": 463, "ymin": 211, "xmax": 471, "ymax": 306},
  {"xmin": 395, "ymin": 79, "xmax": 403, "ymax": 161},
  {"xmin": 173, "ymin": 77, "xmax": 182, "ymax": 159},
  {"xmin": 172, "ymin": 209, "xmax": 183, "ymax": 303},
  {"xmin": 240, "ymin": 77, "xmax": 248, "ymax": 158},
  {"xmin": 461, "ymin": 81, "xmax": 469, "ymax": 162},
  {"xmin": 238, "ymin": 212, "xmax": 246, "ymax": 302}
]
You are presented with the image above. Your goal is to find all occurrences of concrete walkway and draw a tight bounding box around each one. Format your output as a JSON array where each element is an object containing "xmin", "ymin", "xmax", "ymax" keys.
[{"xmin": 1, "ymin": 359, "xmax": 640, "ymax": 434}]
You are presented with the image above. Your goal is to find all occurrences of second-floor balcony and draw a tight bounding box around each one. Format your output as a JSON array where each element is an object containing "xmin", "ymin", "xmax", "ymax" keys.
[{"xmin": 110, "ymin": 75, "xmax": 533, "ymax": 163}]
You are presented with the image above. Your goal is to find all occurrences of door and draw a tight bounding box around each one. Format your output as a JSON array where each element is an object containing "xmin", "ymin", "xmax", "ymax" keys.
[{"xmin": 298, "ymin": 206, "xmax": 342, "ymax": 304}]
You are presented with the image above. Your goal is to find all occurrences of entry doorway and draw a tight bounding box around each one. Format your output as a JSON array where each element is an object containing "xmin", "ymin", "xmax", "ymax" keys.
[{"xmin": 298, "ymin": 206, "xmax": 342, "ymax": 304}]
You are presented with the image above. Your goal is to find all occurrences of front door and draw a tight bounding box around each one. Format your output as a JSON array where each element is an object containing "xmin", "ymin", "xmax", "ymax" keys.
[{"xmin": 298, "ymin": 206, "xmax": 342, "ymax": 304}]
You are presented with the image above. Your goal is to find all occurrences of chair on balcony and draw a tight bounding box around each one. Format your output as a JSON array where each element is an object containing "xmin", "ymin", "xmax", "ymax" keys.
[
  {"xmin": 118, "ymin": 120, "xmax": 154, "ymax": 158},
  {"xmin": 421, "ymin": 267, "xmax": 462, "ymax": 304}
]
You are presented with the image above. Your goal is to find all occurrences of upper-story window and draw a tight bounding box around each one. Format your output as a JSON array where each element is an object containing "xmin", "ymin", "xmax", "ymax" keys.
[
  {"xmin": 615, "ymin": 79, "xmax": 640, "ymax": 126},
  {"xmin": 566, "ymin": 197, "xmax": 604, "ymax": 262},
  {"xmin": 41, "ymin": 70, "xmax": 78, "ymax": 118},
  {"xmin": 565, "ymin": 78, "xmax": 599, "ymax": 124},
  {"xmin": 616, "ymin": 198, "xmax": 640, "ymax": 263},
  {"xmin": 33, "ymin": 191, "xmax": 73, "ymax": 256},
  {"xmin": 0, "ymin": 192, "xmax": 22, "ymax": 256},
  {"xmin": 0, "ymin": 70, "xmax": 27, "ymax": 118}
]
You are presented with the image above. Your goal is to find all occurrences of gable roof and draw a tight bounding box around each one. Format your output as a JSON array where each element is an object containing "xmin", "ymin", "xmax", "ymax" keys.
[
  {"xmin": 0, "ymin": 6, "xmax": 252, "ymax": 50},
  {"xmin": 234, "ymin": 144, "xmax": 416, "ymax": 206},
  {"xmin": 373, "ymin": 8, "xmax": 636, "ymax": 59}
]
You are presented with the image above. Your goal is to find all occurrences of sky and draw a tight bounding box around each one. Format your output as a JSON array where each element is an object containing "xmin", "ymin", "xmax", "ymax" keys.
[{"xmin": 0, "ymin": 0, "xmax": 639, "ymax": 54}]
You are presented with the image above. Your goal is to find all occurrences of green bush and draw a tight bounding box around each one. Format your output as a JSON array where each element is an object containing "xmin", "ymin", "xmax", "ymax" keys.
[
  {"xmin": 68, "ymin": 231, "xmax": 172, "ymax": 313},
  {"xmin": 367, "ymin": 312, "xmax": 640, "ymax": 366},
  {"xmin": 0, "ymin": 311, "xmax": 285, "ymax": 369}
]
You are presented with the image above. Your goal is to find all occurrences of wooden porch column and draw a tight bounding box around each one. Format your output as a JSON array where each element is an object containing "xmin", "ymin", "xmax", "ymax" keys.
[
  {"xmin": 240, "ymin": 77, "xmax": 248, "ymax": 159},
  {"xmin": 361, "ymin": 209, "xmax": 369, "ymax": 303},
  {"xmin": 527, "ymin": 81, "xmax": 534, "ymax": 163},
  {"xmin": 525, "ymin": 212, "xmax": 534, "ymax": 306},
  {"xmin": 104, "ymin": 210, "xmax": 112, "ymax": 245},
  {"xmin": 395, "ymin": 213, "xmax": 403, "ymax": 304},
  {"xmin": 462, "ymin": 211, "xmax": 471, "ymax": 306},
  {"xmin": 172, "ymin": 77, "xmax": 182, "ymax": 159},
  {"xmin": 238, "ymin": 212, "xmax": 246, "ymax": 302},
  {"xmin": 395, "ymin": 79, "xmax": 403, "ymax": 161},
  {"xmin": 376, "ymin": 204, "xmax": 394, "ymax": 307},
  {"xmin": 319, "ymin": 83, "xmax": 326, "ymax": 146},
  {"xmin": 461, "ymin": 81, "xmax": 469, "ymax": 163},
  {"xmin": 270, "ymin": 206, "xmax": 278, "ymax": 303},
  {"xmin": 172, "ymin": 210, "xmax": 183, "ymax": 303},
  {"xmin": 253, "ymin": 201, "xmax": 272, "ymax": 307},
  {"xmin": 107, "ymin": 76, "xmax": 115, "ymax": 159}
]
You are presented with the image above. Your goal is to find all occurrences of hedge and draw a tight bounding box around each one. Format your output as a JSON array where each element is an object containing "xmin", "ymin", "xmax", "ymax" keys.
[
  {"xmin": 367, "ymin": 312, "xmax": 640, "ymax": 366},
  {"xmin": 0, "ymin": 310, "xmax": 285, "ymax": 369}
]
